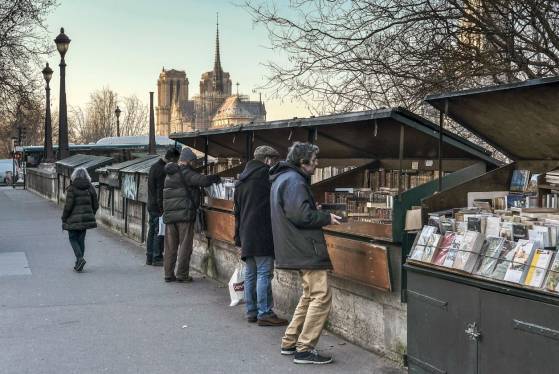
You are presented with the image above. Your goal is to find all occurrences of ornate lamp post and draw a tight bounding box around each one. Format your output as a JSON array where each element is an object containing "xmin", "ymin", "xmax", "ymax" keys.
[
  {"xmin": 41, "ymin": 63, "xmax": 54, "ymax": 162},
  {"xmin": 114, "ymin": 106, "xmax": 121, "ymax": 137},
  {"xmin": 54, "ymin": 27, "xmax": 71, "ymax": 159}
]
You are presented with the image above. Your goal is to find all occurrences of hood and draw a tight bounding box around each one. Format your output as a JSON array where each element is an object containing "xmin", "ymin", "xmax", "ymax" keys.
[
  {"xmin": 165, "ymin": 162, "xmax": 180, "ymax": 175},
  {"xmin": 269, "ymin": 161, "xmax": 309, "ymax": 183},
  {"xmin": 73, "ymin": 177, "xmax": 91, "ymax": 190},
  {"xmin": 239, "ymin": 160, "xmax": 269, "ymax": 182}
]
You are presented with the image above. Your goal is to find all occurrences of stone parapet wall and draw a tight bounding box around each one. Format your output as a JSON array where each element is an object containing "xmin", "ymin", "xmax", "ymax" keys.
[{"xmin": 26, "ymin": 166, "xmax": 57, "ymax": 202}]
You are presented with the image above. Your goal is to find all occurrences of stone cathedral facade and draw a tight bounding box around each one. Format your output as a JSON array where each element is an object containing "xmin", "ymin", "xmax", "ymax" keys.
[{"xmin": 156, "ymin": 25, "xmax": 266, "ymax": 136}]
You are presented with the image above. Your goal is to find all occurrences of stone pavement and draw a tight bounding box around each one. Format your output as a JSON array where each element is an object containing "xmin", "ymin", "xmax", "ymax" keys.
[{"xmin": 0, "ymin": 188, "xmax": 405, "ymax": 374}]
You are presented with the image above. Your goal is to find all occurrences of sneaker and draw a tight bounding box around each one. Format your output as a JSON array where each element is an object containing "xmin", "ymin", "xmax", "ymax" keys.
[
  {"xmin": 247, "ymin": 315, "xmax": 257, "ymax": 323},
  {"xmin": 75, "ymin": 258, "xmax": 86, "ymax": 272},
  {"xmin": 293, "ymin": 349, "xmax": 333, "ymax": 365},
  {"xmin": 281, "ymin": 346, "xmax": 296, "ymax": 355},
  {"xmin": 152, "ymin": 260, "xmax": 163, "ymax": 266},
  {"xmin": 257, "ymin": 314, "xmax": 288, "ymax": 327},
  {"xmin": 176, "ymin": 275, "xmax": 193, "ymax": 283},
  {"xmin": 164, "ymin": 276, "xmax": 176, "ymax": 282}
]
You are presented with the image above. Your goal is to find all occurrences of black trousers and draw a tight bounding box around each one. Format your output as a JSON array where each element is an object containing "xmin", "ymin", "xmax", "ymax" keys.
[
  {"xmin": 68, "ymin": 230, "xmax": 87, "ymax": 260},
  {"xmin": 147, "ymin": 212, "xmax": 164, "ymax": 261}
]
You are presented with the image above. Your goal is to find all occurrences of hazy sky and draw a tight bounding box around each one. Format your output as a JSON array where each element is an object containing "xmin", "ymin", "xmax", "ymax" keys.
[{"xmin": 44, "ymin": 0, "xmax": 310, "ymax": 121}]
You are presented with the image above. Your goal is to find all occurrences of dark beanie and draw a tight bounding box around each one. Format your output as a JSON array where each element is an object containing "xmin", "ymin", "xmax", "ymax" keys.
[{"xmin": 179, "ymin": 147, "xmax": 197, "ymax": 162}]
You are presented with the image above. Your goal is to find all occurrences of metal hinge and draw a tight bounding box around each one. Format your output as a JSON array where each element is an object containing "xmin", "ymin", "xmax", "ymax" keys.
[{"xmin": 465, "ymin": 322, "xmax": 481, "ymax": 341}]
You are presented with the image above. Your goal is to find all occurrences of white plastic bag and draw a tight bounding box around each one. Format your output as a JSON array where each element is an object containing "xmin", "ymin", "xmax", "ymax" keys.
[
  {"xmin": 158, "ymin": 216, "xmax": 165, "ymax": 237},
  {"xmin": 228, "ymin": 266, "xmax": 245, "ymax": 306}
]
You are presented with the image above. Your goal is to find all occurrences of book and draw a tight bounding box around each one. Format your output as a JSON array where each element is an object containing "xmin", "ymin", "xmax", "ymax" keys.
[
  {"xmin": 476, "ymin": 237, "xmax": 505, "ymax": 277},
  {"xmin": 512, "ymin": 224, "xmax": 529, "ymax": 240},
  {"xmin": 544, "ymin": 255, "xmax": 559, "ymax": 293},
  {"xmin": 433, "ymin": 232, "xmax": 456, "ymax": 266},
  {"xmin": 503, "ymin": 240, "xmax": 536, "ymax": 283},
  {"xmin": 417, "ymin": 225, "xmax": 436, "ymax": 246},
  {"xmin": 442, "ymin": 234, "xmax": 463, "ymax": 268},
  {"xmin": 524, "ymin": 249, "xmax": 554, "ymax": 288},
  {"xmin": 453, "ymin": 231, "xmax": 485, "ymax": 273},
  {"xmin": 489, "ymin": 240, "xmax": 516, "ymax": 280},
  {"xmin": 422, "ymin": 234, "xmax": 442, "ymax": 263},
  {"xmin": 507, "ymin": 193, "xmax": 528, "ymax": 209},
  {"xmin": 438, "ymin": 218, "xmax": 455, "ymax": 234},
  {"xmin": 485, "ymin": 216, "xmax": 501, "ymax": 237},
  {"xmin": 510, "ymin": 170, "xmax": 530, "ymax": 192},
  {"xmin": 467, "ymin": 216, "xmax": 483, "ymax": 233}
]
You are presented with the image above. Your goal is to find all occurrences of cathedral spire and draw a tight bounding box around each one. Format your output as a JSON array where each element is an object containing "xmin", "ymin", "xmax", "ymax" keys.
[{"xmin": 212, "ymin": 12, "xmax": 224, "ymax": 93}]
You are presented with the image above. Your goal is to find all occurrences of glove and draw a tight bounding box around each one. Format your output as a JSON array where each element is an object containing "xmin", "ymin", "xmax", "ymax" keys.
[{"xmin": 210, "ymin": 175, "xmax": 221, "ymax": 184}]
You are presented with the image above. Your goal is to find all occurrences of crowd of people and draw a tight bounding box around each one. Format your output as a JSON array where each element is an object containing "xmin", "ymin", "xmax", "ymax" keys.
[{"xmin": 61, "ymin": 141, "xmax": 341, "ymax": 365}]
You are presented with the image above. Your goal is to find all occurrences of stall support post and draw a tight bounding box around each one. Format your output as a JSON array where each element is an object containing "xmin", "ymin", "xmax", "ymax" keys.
[
  {"xmin": 204, "ymin": 136, "xmax": 209, "ymax": 175},
  {"xmin": 398, "ymin": 124, "xmax": 405, "ymax": 195},
  {"xmin": 245, "ymin": 132, "xmax": 253, "ymax": 162},
  {"xmin": 308, "ymin": 128, "xmax": 317, "ymax": 144},
  {"xmin": 437, "ymin": 101, "xmax": 447, "ymax": 192}
]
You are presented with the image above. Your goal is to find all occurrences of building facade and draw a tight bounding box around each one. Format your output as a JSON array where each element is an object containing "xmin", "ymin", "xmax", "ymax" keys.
[{"xmin": 156, "ymin": 24, "xmax": 266, "ymax": 135}]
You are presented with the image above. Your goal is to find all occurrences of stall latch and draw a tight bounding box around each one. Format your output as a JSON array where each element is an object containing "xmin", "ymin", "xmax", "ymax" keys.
[{"xmin": 465, "ymin": 322, "xmax": 481, "ymax": 341}]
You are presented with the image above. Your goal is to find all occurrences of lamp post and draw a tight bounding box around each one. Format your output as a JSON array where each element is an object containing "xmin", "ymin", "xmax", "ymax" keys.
[
  {"xmin": 42, "ymin": 63, "xmax": 54, "ymax": 162},
  {"xmin": 54, "ymin": 27, "xmax": 71, "ymax": 159},
  {"xmin": 115, "ymin": 106, "xmax": 121, "ymax": 137}
]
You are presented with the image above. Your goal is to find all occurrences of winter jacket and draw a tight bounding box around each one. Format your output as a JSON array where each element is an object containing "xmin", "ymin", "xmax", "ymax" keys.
[
  {"xmin": 269, "ymin": 161, "xmax": 332, "ymax": 270},
  {"xmin": 61, "ymin": 178, "xmax": 99, "ymax": 231},
  {"xmin": 162, "ymin": 163, "xmax": 220, "ymax": 224},
  {"xmin": 234, "ymin": 160, "xmax": 274, "ymax": 260},
  {"xmin": 147, "ymin": 158, "xmax": 166, "ymax": 215}
]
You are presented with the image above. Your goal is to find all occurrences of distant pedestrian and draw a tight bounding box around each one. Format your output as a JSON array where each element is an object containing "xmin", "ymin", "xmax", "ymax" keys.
[
  {"xmin": 269, "ymin": 142, "xmax": 341, "ymax": 365},
  {"xmin": 162, "ymin": 148, "xmax": 220, "ymax": 283},
  {"xmin": 234, "ymin": 145, "xmax": 287, "ymax": 327},
  {"xmin": 61, "ymin": 167, "xmax": 99, "ymax": 272},
  {"xmin": 146, "ymin": 148, "xmax": 180, "ymax": 266}
]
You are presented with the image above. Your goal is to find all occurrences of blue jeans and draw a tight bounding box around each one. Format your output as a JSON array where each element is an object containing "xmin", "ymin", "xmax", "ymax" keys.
[
  {"xmin": 244, "ymin": 256, "xmax": 274, "ymax": 319},
  {"xmin": 68, "ymin": 230, "xmax": 86, "ymax": 260}
]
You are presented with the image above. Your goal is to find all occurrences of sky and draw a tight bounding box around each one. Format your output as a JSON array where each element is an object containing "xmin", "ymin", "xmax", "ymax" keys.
[{"xmin": 44, "ymin": 0, "xmax": 310, "ymax": 121}]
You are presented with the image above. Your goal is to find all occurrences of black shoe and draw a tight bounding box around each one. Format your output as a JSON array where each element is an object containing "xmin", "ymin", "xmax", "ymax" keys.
[
  {"xmin": 152, "ymin": 260, "xmax": 163, "ymax": 266},
  {"xmin": 164, "ymin": 276, "xmax": 176, "ymax": 282},
  {"xmin": 293, "ymin": 350, "xmax": 333, "ymax": 365},
  {"xmin": 247, "ymin": 315, "xmax": 257, "ymax": 323},
  {"xmin": 146, "ymin": 258, "xmax": 153, "ymax": 266},
  {"xmin": 176, "ymin": 275, "xmax": 193, "ymax": 283},
  {"xmin": 75, "ymin": 258, "xmax": 86, "ymax": 272},
  {"xmin": 281, "ymin": 346, "xmax": 296, "ymax": 355}
]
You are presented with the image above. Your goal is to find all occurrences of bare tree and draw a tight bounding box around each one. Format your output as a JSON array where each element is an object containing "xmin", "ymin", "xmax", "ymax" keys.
[
  {"xmin": 245, "ymin": 1, "xmax": 559, "ymax": 114},
  {"xmin": 71, "ymin": 88, "xmax": 149, "ymax": 144},
  {"xmin": 0, "ymin": 0, "xmax": 57, "ymax": 118},
  {"xmin": 120, "ymin": 95, "xmax": 148, "ymax": 136}
]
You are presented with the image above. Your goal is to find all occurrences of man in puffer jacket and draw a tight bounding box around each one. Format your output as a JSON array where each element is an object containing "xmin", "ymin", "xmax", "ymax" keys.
[
  {"xmin": 270, "ymin": 142, "xmax": 340, "ymax": 365},
  {"xmin": 162, "ymin": 147, "xmax": 220, "ymax": 283}
]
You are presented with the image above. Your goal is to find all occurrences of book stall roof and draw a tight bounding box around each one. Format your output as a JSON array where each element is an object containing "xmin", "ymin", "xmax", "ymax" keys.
[
  {"xmin": 426, "ymin": 76, "xmax": 559, "ymax": 160},
  {"xmin": 170, "ymin": 107, "xmax": 499, "ymax": 165},
  {"xmin": 55, "ymin": 154, "xmax": 113, "ymax": 175},
  {"xmin": 96, "ymin": 155, "xmax": 159, "ymax": 174},
  {"xmin": 119, "ymin": 156, "xmax": 161, "ymax": 175}
]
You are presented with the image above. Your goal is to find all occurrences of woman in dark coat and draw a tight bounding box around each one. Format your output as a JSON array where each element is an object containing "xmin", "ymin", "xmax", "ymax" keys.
[{"xmin": 61, "ymin": 167, "xmax": 98, "ymax": 272}]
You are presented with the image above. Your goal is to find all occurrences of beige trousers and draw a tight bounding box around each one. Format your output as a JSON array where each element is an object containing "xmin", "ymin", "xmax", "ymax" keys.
[
  {"xmin": 163, "ymin": 221, "xmax": 194, "ymax": 280},
  {"xmin": 281, "ymin": 270, "xmax": 332, "ymax": 352}
]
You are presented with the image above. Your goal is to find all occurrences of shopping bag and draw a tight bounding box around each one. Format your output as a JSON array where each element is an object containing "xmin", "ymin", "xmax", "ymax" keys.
[
  {"xmin": 228, "ymin": 266, "xmax": 245, "ymax": 306},
  {"xmin": 158, "ymin": 216, "xmax": 165, "ymax": 237}
]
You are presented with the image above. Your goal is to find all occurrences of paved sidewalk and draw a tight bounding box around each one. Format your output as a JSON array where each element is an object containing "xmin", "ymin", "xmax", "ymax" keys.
[{"xmin": 0, "ymin": 188, "xmax": 405, "ymax": 373}]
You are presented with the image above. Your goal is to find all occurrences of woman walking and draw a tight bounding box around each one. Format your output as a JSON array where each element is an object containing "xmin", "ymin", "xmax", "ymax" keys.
[{"xmin": 61, "ymin": 168, "xmax": 98, "ymax": 272}]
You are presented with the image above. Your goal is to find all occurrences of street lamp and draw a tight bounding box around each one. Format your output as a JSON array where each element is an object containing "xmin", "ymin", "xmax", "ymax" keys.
[
  {"xmin": 42, "ymin": 63, "xmax": 54, "ymax": 162},
  {"xmin": 54, "ymin": 27, "xmax": 71, "ymax": 159},
  {"xmin": 114, "ymin": 106, "xmax": 121, "ymax": 137}
]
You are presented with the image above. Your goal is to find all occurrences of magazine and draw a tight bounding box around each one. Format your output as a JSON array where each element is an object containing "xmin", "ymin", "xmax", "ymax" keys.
[
  {"xmin": 489, "ymin": 240, "xmax": 516, "ymax": 280},
  {"xmin": 433, "ymin": 232, "xmax": 455, "ymax": 266},
  {"xmin": 476, "ymin": 237, "xmax": 505, "ymax": 277},
  {"xmin": 503, "ymin": 240, "xmax": 536, "ymax": 283},
  {"xmin": 524, "ymin": 249, "xmax": 554, "ymax": 288},
  {"xmin": 422, "ymin": 234, "xmax": 442, "ymax": 263},
  {"xmin": 453, "ymin": 231, "xmax": 484, "ymax": 273},
  {"xmin": 442, "ymin": 234, "xmax": 463, "ymax": 268},
  {"xmin": 544, "ymin": 255, "xmax": 559, "ymax": 293}
]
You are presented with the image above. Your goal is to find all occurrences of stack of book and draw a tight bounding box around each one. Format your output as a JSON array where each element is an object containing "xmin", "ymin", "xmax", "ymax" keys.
[
  {"xmin": 363, "ymin": 169, "xmax": 447, "ymax": 192},
  {"xmin": 310, "ymin": 166, "xmax": 355, "ymax": 184},
  {"xmin": 545, "ymin": 169, "xmax": 559, "ymax": 186},
  {"xmin": 205, "ymin": 178, "xmax": 236, "ymax": 200}
]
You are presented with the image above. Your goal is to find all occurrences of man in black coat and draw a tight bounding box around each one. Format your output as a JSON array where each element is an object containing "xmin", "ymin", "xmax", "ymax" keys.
[
  {"xmin": 146, "ymin": 148, "xmax": 180, "ymax": 266},
  {"xmin": 234, "ymin": 146, "xmax": 287, "ymax": 327},
  {"xmin": 270, "ymin": 142, "xmax": 340, "ymax": 365}
]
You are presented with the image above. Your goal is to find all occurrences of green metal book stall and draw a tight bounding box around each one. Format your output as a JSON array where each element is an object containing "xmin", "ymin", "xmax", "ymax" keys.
[
  {"xmin": 171, "ymin": 108, "xmax": 499, "ymax": 297},
  {"xmin": 55, "ymin": 154, "xmax": 113, "ymax": 202},
  {"xmin": 405, "ymin": 77, "xmax": 559, "ymax": 374}
]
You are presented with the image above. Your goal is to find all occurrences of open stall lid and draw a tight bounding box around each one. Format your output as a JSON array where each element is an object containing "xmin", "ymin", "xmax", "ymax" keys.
[
  {"xmin": 426, "ymin": 76, "xmax": 559, "ymax": 161},
  {"xmin": 119, "ymin": 157, "xmax": 160, "ymax": 174},
  {"xmin": 97, "ymin": 155, "xmax": 159, "ymax": 174},
  {"xmin": 170, "ymin": 108, "xmax": 498, "ymax": 166}
]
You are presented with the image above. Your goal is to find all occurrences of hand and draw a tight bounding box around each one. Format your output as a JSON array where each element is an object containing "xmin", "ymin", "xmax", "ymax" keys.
[{"xmin": 330, "ymin": 213, "xmax": 342, "ymax": 225}]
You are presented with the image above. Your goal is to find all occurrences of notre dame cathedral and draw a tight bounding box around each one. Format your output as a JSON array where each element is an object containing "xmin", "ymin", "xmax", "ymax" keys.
[{"xmin": 156, "ymin": 23, "xmax": 266, "ymax": 135}]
